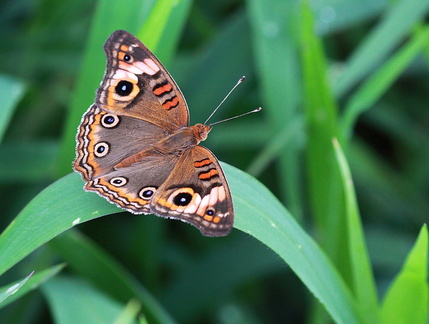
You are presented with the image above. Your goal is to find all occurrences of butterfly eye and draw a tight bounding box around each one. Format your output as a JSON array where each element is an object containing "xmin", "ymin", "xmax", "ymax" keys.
[
  {"xmin": 94, "ymin": 142, "xmax": 109, "ymax": 157},
  {"xmin": 101, "ymin": 114, "xmax": 120, "ymax": 128},
  {"xmin": 173, "ymin": 192, "xmax": 193, "ymax": 206},
  {"xmin": 139, "ymin": 187, "xmax": 157, "ymax": 200},
  {"xmin": 109, "ymin": 177, "xmax": 128, "ymax": 187},
  {"xmin": 115, "ymin": 80, "xmax": 134, "ymax": 96}
]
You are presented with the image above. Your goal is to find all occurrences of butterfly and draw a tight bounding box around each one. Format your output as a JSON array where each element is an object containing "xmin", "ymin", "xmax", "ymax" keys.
[{"xmin": 74, "ymin": 30, "xmax": 234, "ymax": 236}]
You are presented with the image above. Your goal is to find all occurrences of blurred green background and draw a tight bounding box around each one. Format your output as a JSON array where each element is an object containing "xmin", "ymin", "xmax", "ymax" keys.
[{"xmin": 0, "ymin": 0, "xmax": 428, "ymax": 323}]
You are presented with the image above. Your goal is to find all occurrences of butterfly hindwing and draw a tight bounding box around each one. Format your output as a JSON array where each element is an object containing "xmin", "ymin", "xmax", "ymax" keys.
[{"xmin": 151, "ymin": 146, "xmax": 234, "ymax": 236}]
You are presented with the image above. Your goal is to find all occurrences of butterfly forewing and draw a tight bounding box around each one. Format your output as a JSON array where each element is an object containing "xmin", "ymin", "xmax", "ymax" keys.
[{"xmin": 98, "ymin": 30, "xmax": 189, "ymax": 131}]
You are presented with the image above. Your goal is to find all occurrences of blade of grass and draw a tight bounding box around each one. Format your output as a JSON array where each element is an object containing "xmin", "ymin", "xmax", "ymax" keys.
[
  {"xmin": 113, "ymin": 299, "xmax": 142, "ymax": 324},
  {"xmin": 0, "ymin": 163, "xmax": 360, "ymax": 322},
  {"xmin": 0, "ymin": 272, "xmax": 33, "ymax": 304},
  {"xmin": 247, "ymin": 0, "xmax": 304, "ymax": 220},
  {"xmin": 138, "ymin": 0, "xmax": 192, "ymax": 64},
  {"xmin": 334, "ymin": 0, "xmax": 429, "ymax": 98},
  {"xmin": 299, "ymin": 1, "xmax": 345, "ymax": 262},
  {"xmin": 341, "ymin": 26, "xmax": 429, "ymax": 138},
  {"xmin": 333, "ymin": 138, "xmax": 380, "ymax": 323},
  {"xmin": 0, "ymin": 173, "xmax": 119, "ymax": 277},
  {"xmin": 42, "ymin": 276, "xmax": 137, "ymax": 324},
  {"xmin": 228, "ymin": 165, "xmax": 360, "ymax": 323},
  {"xmin": 0, "ymin": 264, "xmax": 64, "ymax": 308},
  {"xmin": 381, "ymin": 225, "xmax": 428, "ymax": 324},
  {"xmin": 0, "ymin": 75, "xmax": 25, "ymax": 143}
]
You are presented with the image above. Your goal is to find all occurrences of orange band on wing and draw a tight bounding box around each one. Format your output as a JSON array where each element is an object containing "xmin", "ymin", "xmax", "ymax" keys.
[
  {"xmin": 153, "ymin": 83, "xmax": 172, "ymax": 96},
  {"xmin": 162, "ymin": 97, "xmax": 179, "ymax": 110},
  {"xmin": 194, "ymin": 158, "xmax": 212, "ymax": 168},
  {"xmin": 198, "ymin": 169, "xmax": 218, "ymax": 180}
]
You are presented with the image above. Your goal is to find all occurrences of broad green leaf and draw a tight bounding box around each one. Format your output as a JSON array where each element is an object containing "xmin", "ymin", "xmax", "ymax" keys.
[
  {"xmin": 334, "ymin": 0, "xmax": 429, "ymax": 98},
  {"xmin": 333, "ymin": 139, "xmax": 379, "ymax": 323},
  {"xmin": 0, "ymin": 264, "xmax": 64, "ymax": 308},
  {"xmin": 42, "ymin": 276, "xmax": 137, "ymax": 324},
  {"xmin": 0, "ymin": 163, "xmax": 359, "ymax": 323},
  {"xmin": 0, "ymin": 173, "xmax": 119, "ymax": 277},
  {"xmin": 0, "ymin": 75, "xmax": 25, "ymax": 143},
  {"xmin": 381, "ymin": 225, "xmax": 428, "ymax": 324}
]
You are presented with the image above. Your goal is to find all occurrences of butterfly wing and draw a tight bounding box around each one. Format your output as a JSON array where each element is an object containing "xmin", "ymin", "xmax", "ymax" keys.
[
  {"xmin": 74, "ymin": 30, "xmax": 234, "ymax": 235},
  {"xmin": 75, "ymin": 30, "xmax": 189, "ymax": 211},
  {"xmin": 97, "ymin": 30, "xmax": 189, "ymax": 130},
  {"xmin": 150, "ymin": 146, "xmax": 234, "ymax": 237}
]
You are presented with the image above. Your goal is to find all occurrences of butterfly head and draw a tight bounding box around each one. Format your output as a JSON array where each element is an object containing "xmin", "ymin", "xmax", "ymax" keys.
[{"xmin": 191, "ymin": 123, "xmax": 212, "ymax": 143}]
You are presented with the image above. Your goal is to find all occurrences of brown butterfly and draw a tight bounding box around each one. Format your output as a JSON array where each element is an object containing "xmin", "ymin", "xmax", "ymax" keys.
[{"xmin": 74, "ymin": 30, "xmax": 234, "ymax": 236}]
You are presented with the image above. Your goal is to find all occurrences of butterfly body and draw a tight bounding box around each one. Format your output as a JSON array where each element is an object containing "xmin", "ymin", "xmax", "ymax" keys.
[{"xmin": 74, "ymin": 30, "xmax": 233, "ymax": 236}]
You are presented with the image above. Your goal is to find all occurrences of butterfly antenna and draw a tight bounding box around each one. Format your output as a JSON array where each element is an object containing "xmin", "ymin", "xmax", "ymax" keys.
[
  {"xmin": 204, "ymin": 76, "xmax": 246, "ymax": 124},
  {"xmin": 208, "ymin": 107, "xmax": 262, "ymax": 127}
]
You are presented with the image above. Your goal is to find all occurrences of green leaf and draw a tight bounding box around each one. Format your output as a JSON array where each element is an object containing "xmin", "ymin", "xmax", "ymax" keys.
[
  {"xmin": 381, "ymin": 225, "xmax": 428, "ymax": 324},
  {"xmin": 112, "ymin": 299, "xmax": 142, "ymax": 324},
  {"xmin": 228, "ymin": 165, "xmax": 360, "ymax": 323},
  {"xmin": 247, "ymin": 0, "xmax": 303, "ymax": 218},
  {"xmin": 333, "ymin": 139, "xmax": 380, "ymax": 323},
  {"xmin": 0, "ymin": 173, "xmax": 119, "ymax": 277},
  {"xmin": 299, "ymin": 1, "xmax": 344, "ymax": 263},
  {"xmin": 42, "ymin": 276, "xmax": 137, "ymax": 324},
  {"xmin": 0, "ymin": 272, "xmax": 33, "ymax": 305},
  {"xmin": 0, "ymin": 264, "xmax": 64, "ymax": 308},
  {"xmin": 0, "ymin": 75, "xmax": 25, "ymax": 143},
  {"xmin": 334, "ymin": 0, "xmax": 429, "ymax": 98},
  {"xmin": 138, "ymin": 0, "xmax": 192, "ymax": 64},
  {"xmin": 0, "ymin": 163, "xmax": 359, "ymax": 322}
]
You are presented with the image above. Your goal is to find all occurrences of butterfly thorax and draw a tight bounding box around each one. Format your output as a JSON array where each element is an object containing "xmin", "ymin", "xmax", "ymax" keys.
[
  {"xmin": 190, "ymin": 123, "xmax": 212, "ymax": 142},
  {"xmin": 150, "ymin": 124, "xmax": 211, "ymax": 156}
]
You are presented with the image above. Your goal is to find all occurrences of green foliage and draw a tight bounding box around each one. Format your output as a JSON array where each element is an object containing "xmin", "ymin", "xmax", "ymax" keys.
[{"xmin": 0, "ymin": 0, "xmax": 428, "ymax": 323}]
